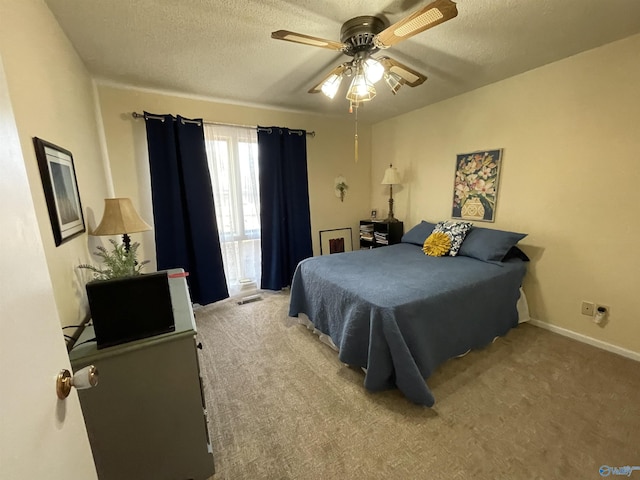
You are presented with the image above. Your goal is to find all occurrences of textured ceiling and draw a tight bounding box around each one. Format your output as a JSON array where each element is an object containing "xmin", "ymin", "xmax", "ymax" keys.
[{"xmin": 44, "ymin": 0, "xmax": 640, "ymax": 124}]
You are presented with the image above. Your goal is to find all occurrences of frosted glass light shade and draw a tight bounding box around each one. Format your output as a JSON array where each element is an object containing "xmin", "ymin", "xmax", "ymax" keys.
[
  {"xmin": 320, "ymin": 73, "xmax": 343, "ymax": 99},
  {"xmin": 384, "ymin": 72, "xmax": 404, "ymax": 95},
  {"xmin": 346, "ymin": 67, "xmax": 376, "ymax": 102},
  {"xmin": 364, "ymin": 58, "xmax": 384, "ymax": 83}
]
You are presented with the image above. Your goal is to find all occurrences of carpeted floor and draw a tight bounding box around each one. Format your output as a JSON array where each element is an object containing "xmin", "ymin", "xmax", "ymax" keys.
[{"xmin": 194, "ymin": 291, "xmax": 640, "ymax": 480}]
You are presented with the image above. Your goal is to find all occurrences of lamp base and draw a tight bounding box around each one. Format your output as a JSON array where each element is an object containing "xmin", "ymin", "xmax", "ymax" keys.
[
  {"xmin": 385, "ymin": 193, "xmax": 399, "ymax": 223},
  {"xmin": 122, "ymin": 233, "xmax": 131, "ymax": 253}
]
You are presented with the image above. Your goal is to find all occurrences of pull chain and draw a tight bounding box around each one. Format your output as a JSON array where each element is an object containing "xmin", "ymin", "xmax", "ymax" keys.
[{"xmin": 354, "ymin": 102, "xmax": 359, "ymax": 163}]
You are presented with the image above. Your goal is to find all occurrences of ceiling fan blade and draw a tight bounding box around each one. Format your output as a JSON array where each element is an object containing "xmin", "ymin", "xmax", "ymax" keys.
[
  {"xmin": 308, "ymin": 64, "xmax": 348, "ymax": 94},
  {"xmin": 378, "ymin": 56, "xmax": 427, "ymax": 87},
  {"xmin": 374, "ymin": 0, "xmax": 458, "ymax": 48},
  {"xmin": 271, "ymin": 30, "xmax": 347, "ymax": 51}
]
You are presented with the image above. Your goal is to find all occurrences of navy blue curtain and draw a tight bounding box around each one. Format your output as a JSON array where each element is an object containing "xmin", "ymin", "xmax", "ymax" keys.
[
  {"xmin": 144, "ymin": 112, "xmax": 228, "ymax": 305},
  {"xmin": 258, "ymin": 126, "xmax": 313, "ymax": 290}
]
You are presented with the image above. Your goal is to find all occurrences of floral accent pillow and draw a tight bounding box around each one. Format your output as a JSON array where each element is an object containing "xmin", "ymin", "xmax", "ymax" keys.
[
  {"xmin": 433, "ymin": 221, "xmax": 473, "ymax": 256},
  {"xmin": 422, "ymin": 231, "xmax": 452, "ymax": 257}
]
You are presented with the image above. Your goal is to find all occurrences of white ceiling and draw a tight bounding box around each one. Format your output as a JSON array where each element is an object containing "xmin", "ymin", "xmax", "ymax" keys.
[{"xmin": 44, "ymin": 0, "xmax": 640, "ymax": 124}]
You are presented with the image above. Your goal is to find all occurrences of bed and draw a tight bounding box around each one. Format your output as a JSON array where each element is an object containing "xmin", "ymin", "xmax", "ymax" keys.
[{"xmin": 288, "ymin": 230, "xmax": 528, "ymax": 407}]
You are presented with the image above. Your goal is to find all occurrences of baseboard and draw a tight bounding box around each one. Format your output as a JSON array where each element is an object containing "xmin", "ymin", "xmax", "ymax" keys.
[{"xmin": 528, "ymin": 318, "xmax": 640, "ymax": 362}]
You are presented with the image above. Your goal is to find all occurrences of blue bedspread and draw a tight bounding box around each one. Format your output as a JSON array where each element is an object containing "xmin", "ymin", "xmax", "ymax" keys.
[{"xmin": 288, "ymin": 243, "xmax": 527, "ymax": 406}]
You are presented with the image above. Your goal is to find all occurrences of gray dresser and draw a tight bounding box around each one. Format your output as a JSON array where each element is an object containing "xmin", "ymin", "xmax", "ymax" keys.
[{"xmin": 70, "ymin": 271, "xmax": 214, "ymax": 480}]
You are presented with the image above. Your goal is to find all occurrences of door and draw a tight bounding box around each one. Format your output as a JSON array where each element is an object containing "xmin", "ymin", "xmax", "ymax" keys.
[{"xmin": 0, "ymin": 55, "xmax": 97, "ymax": 478}]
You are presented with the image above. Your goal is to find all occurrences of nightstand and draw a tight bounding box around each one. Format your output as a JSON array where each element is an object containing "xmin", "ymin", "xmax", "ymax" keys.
[{"xmin": 359, "ymin": 220, "xmax": 404, "ymax": 249}]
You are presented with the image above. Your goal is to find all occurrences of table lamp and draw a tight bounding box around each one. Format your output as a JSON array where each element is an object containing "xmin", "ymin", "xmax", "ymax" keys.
[
  {"xmin": 381, "ymin": 164, "xmax": 401, "ymax": 222},
  {"xmin": 92, "ymin": 198, "xmax": 151, "ymax": 252}
]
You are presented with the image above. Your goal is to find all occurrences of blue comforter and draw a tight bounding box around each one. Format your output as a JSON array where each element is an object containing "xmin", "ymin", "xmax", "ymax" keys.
[{"xmin": 288, "ymin": 243, "xmax": 527, "ymax": 406}]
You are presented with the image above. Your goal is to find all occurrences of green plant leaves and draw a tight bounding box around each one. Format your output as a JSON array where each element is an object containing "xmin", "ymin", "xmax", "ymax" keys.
[{"xmin": 78, "ymin": 238, "xmax": 149, "ymax": 280}]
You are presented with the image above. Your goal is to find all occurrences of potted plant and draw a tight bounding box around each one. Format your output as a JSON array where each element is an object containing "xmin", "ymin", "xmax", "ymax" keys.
[{"xmin": 78, "ymin": 239, "xmax": 149, "ymax": 280}]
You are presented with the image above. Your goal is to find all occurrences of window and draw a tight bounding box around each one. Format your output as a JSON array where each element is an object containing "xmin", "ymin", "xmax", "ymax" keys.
[{"xmin": 204, "ymin": 124, "xmax": 260, "ymax": 296}]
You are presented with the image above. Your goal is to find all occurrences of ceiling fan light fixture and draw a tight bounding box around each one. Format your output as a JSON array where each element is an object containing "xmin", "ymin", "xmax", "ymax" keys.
[
  {"xmin": 384, "ymin": 71, "xmax": 404, "ymax": 95},
  {"xmin": 272, "ymin": 0, "xmax": 456, "ymax": 109},
  {"xmin": 320, "ymin": 73, "xmax": 343, "ymax": 99},
  {"xmin": 363, "ymin": 58, "xmax": 384, "ymax": 83}
]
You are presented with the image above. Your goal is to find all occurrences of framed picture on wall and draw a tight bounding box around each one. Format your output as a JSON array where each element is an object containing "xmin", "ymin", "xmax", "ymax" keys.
[
  {"xmin": 33, "ymin": 137, "xmax": 86, "ymax": 246},
  {"xmin": 451, "ymin": 149, "xmax": 503, "ymax": 222},
  {"xmin": 319, "ymin": 228, "xmax": 353, "ymax": 255}
]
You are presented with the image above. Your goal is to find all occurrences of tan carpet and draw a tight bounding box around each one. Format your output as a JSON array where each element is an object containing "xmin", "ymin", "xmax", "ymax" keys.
[{"xmin": 194, "ymin": 291, "xmax": 640, "ymax": 480}]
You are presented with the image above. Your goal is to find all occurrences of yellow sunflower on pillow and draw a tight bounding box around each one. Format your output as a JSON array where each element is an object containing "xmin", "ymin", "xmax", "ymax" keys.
[{"xmin": 422, "ymin": 232, "xmax": 451, "ymax": 257}]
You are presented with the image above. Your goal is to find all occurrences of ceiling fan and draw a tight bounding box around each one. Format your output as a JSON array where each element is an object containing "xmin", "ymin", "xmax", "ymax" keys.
[{"xmin": 271, "ymin": 0, "xmax": 458, "ymax": 109}]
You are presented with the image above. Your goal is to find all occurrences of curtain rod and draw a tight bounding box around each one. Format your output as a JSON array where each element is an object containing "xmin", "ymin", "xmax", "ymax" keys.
[{"xmin": 131, "ymin": 112, "xmax": 315, "ymax": 137}]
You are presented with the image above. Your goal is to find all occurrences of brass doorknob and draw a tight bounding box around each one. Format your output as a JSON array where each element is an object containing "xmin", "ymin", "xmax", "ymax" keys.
[{"xmin": 56, "ymin": 365, "xmax": 99, "ymax": 399}]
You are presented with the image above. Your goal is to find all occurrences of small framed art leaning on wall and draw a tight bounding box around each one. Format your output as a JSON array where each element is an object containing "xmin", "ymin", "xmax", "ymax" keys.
[
  {"xmin": 452, "ymin": 149, "xmax": 503, "ymax": 222},
  {"xmin": 319, "ymin": 228, "xmax": 353, "ymax": 255},
  {"xmin": 33, "ymin": 137, "xmax": 85, "ymax": 246}
]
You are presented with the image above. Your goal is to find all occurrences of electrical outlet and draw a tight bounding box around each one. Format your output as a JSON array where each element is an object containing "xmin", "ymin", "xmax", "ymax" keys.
[{"xmin": 581, "ymin": 301, "xmax": 594, "ymax": 316}]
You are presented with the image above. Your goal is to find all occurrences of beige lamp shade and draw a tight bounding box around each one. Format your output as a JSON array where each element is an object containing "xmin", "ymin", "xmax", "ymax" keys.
[
  {"xmin": 92, "ymin": 198, "xmax": 151, "ymax": 236},
  {"xmin": 381, "ymin": 164, "xmax": 401, "ymax": 185}
]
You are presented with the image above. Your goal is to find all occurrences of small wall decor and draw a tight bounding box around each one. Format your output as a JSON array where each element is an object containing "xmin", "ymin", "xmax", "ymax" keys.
[
  {"xmin": 319, "ymin": 228, "xmax": 353, "ymax": 255},
  {"xmin": 334, "ymin": 175, "xmax": 349, "ymax": 202},
  {"xmin": 452, "ymin": 149, "xmax": 503, "ymax": 222},
  {"xmin": 33, "ymin": 137, "xmax": 86, "ymax": 245}
]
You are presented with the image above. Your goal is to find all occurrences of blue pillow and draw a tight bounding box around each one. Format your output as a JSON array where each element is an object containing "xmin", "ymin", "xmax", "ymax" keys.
[
  {"xmin": 458, "ymin": 226, "xmax": 527, "ymax": 262},
  {"xmin": 401, "ymin": 221, "xmax": 437, "ymax": 245}
]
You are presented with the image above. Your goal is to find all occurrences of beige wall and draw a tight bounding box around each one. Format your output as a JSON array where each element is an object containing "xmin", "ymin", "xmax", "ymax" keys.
[
  {"xmin": 0, "ymin": 0, "xmax": 111, "ymax": 327},
  {"xmin": 372, "ymin": 34, "xmax": 640, "ymax": 354},
  {"xmin": 96, "ymin": 84, "xmax": 373, "ymax": 266}
]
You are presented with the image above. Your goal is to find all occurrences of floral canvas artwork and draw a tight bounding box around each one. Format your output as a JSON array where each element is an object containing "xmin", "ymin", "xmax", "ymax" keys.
[{"xmin": 452, "ymin": 149, "xmax": 503, "ymax": 222}]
